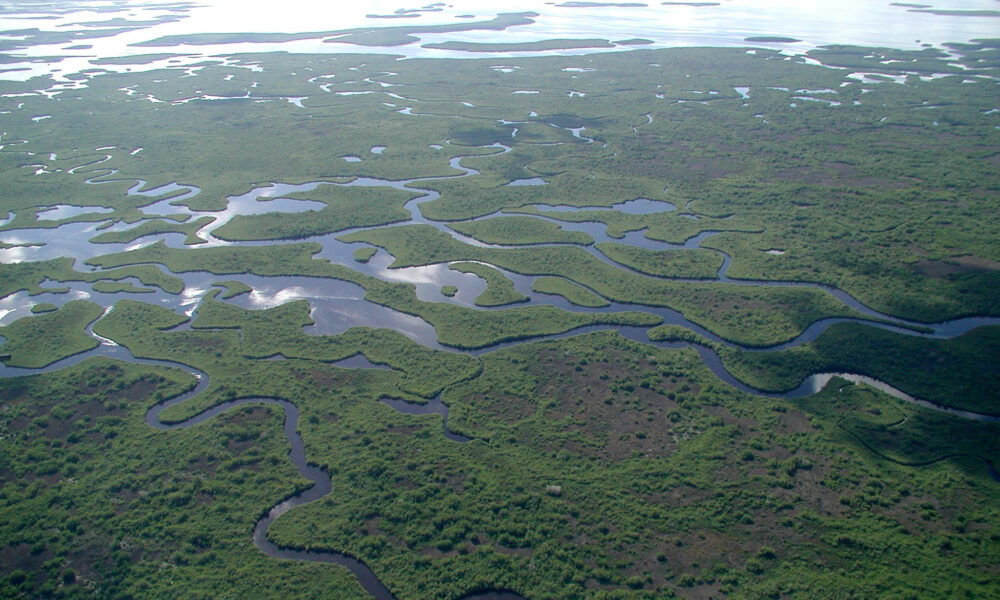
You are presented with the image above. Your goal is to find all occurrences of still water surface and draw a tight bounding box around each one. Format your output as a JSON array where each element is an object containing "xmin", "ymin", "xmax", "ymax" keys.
[{"xmin": 2, "ymin": 0, "xmax": 999, "ymax": 80}]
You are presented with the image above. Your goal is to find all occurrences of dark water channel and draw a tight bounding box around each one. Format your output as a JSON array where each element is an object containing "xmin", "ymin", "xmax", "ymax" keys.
[
  {"xmin": 380, "ymin": 395, "xmax": 470, "ymax": 442},
  {"xmin": 7, "ymin": 139, "xmax": 996, "ymax": 348},
  {"xmin": 2, "ymin": 310, "xmax": 996, "ymax": 600},
  {"xmin": 0, "ymin": 315, "xmax": 521, "ymax": 599},
  {"xmin": 2, "ymin": 141, "xmax": 1000, "ymax": 598}
]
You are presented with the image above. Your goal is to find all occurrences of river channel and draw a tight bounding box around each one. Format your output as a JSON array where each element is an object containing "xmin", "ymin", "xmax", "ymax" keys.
[{"xmin": 2, "ymin": 127, "xmax": 999, "ymax": 599}]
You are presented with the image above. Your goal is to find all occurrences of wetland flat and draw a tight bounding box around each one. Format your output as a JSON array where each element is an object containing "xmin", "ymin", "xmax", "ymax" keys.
[{"xmin": 1, "ymin": 1, "xmax": 999, "ymax": 599}]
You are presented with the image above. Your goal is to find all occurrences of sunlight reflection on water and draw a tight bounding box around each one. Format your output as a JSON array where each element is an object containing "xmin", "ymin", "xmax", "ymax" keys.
[{"xmin": 1, "ymin": 0, "xmax": 999, "ymax": 81}]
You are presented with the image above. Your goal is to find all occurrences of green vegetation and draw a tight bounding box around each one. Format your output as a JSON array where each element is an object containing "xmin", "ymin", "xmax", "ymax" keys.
[
  {"xmin": 90, "ymin": 53, "xmax": 188, "ymax": 65},
  {"xmin": 0, "ymin": 240, "xmax": 41, "ymax": 250},
  {"xmin": 0, "ymin": 358, "xmax": 370, "ymax": 599},
  {"xmin": 327, "ymin": 12, "xmax": 541, "ymax": 47},
  {"xmin": 510, "ymin": 204, "xmax": 754, "ymax": 245},
  {"xmin": 448, "ymin": 216, "xmax": 594, "ymax": 246},
  {"xmin": 3, "ymin": 326, "xmax": 998, "ymax": 599},
  {"xmin": 422, "ymin": 39, "xmax": 614, "ymax": 53},
  {"xmin": 94, "ymin": 295, "xmax": 481, "ymax": 403},
  {"xmin": 1, "ymin": 28, "xmax": 999, "ymax": 600},
  {"xmin": 0, "ymin": 258, "xmax": 184, "ymax": 297},
  {"xmin": 0, "ymin": 26, "xmax": 143, "ymax": 53},
  {"xmin": 0, "ymin": 300, "xmax": 103, "ymax": 368},
  {"xmin": 212, "ymin": 186, "xmax": 417, "ymax": 241},
  {"xmin": 448, "ymin": 262, "xmax": 529, "ymax": 307},
  {"xmin": 440, "ymin": 285, "xmax": 458, "ymax": 297},
  {"xmin": 596, "ymin": 242, "xmax": 724, "ymax": 279},
  {"xmin": 0, "ymin": 56, "xmax": 499, "ymax": 214},
  {"xmin": 647, "ymin": 323, "xmax": 717, "ymax": 346},
  {"xmin": 745, "ymin": 36, "xmax": 801, "ymax": 43},
  {"xmin": 647, "ymin": 320, "xmax": 1000, "ymax": 414},
  {"xmin": 92, "ymin": 280, "xmax": 155, "ymax": 294},
  {"xmin": 90, "ymin": 216, "xmax": 213, "ymax": 245},
  {"xmin": 212, "ymin": 280, "xmax": 252, "ymax": 299},
  {"xmin": 353, "ymin": 246, "xmax": 378, "ymax": 263},
  {"xmin": 85, "ymin": 241, "xmax": 328, "ymax": 278},
  {"xmin": 340, "ymin": 224, "xmax": 874, "ymax": 346},
  {"xmin": 133, "ymin": 12, "xmax": 539, "ymax": 48},
  {"xmin": 531, "ymin": 276, "xmax": 609, "ymax": 307},
  {"xmin": 29, "ymin": 303, "xmax": 58, "ymax": 314},
  {"xmin": 87, "ymin": 241, "xmax": 660, "ymax": 349},
  {"xmin": 718, "ymin": 323, "xmax": 1000, "ymax": 414},
  {"xmin": 3, "ymin": 45, "xmax": 995, "ymax": 324},
  {"xmin": 268, "ymin": 332, "xmax": 1000, "ymax": 599}
]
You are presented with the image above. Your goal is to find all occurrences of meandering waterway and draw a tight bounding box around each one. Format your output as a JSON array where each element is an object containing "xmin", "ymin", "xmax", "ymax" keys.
[
  {"xmin": 2, "ymin": 91, "xmax": 999, "ymax": 600},
  {"xmin": 3, "ymin": 309, "xmax": 997, "ymax": 600}
]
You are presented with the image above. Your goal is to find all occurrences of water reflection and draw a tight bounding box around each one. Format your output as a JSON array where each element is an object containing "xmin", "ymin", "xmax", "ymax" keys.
[
  {"xmin": 3, "ymin": 0, "xmax": 1000, "ymax": 83},
  {"xmin": 505, "ymin": 177, "xmax": 546, "ymax": 186},
  {"xmin": 0, "ymin": 221, "xmax": 105, "ymax": 263},
  {"xmin": 34, "ymin": 205, "xmax": 115, "ymax": 220}
]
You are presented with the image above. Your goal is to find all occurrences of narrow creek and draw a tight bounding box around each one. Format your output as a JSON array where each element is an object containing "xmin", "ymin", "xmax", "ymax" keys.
[
  {"xmin": 6, "ymin": 138, "xmax": 997, "ymax": 349},
  {"xmin": 0, "ymin": 276, "xmax": 997, "ymax": 600},
  {"xmin": 2, "ymin": 132, "xmax": 1000, "ymax": 600}
]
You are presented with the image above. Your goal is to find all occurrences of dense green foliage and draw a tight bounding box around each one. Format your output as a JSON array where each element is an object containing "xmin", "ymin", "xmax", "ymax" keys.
[
  {"xmin": 0, "ymin": 359, "xmax": 369, "ymax": 600},
  {"xmin": 448, "ymin": 216, "xmax": 594, "ymax": 246},
  {"xmin": 212, "ymin": 280, "xmax": 252, "ymax": 299},
  {"xmin": 90, "ymin": 216, "xmax": 213, "ymax": 245},
  {"xmin": 718, "ymin": 323, "xmax": 1000, "ymax": 414},
  {"xmin": 0, "ymin": 258, "xmax": 184, "ymax": 297},
  {"xmin": 212, "ymin": 186, "xmax": 417, "ymax": 241},
  {"xmin": 270, "ymin": 332, "xmax": 1000, "ymax": 599},
  {"xmin": 133, "ymin": 12, "xmax": 540, "ymax": 49},
  {"xmin": 0, "ymin": 301, "xmax": 103, "ymax": 367},
  {"xmin": 9, "ymin": 317, "xmax": 994, "ymax": 599},
  {"xmin": 3, "ymin": 44, "xmax": 995, "ymax": 319},
  {"xmin": 596, "ymin": 243, "xmax": 723, "ymax": 279},
  {"xmin": 448, "ymin": 262, "xmax": 529, "ymax": 307},
  {"xmin": 448, "ymin": 217, "xmax": 594, "ymax": 245},
  {"xmin": 353, "ymin": 247, "xmax": 378, "ymax": 263},
  {"xmin": 91, "ymin": 280, "xmax": 155, "ymax": 294},
  {"xmin": 1, "ymin": 26, "xmax": 998, "ymax": 600},
  {"xmin": 94, "ymin": 296, "xmax": 482, "ymax": 411},
  {"xmin": 87, "ymin": 241, "xmax": 661, "ymax": 349},
  {"xmin": 341, "ymin": 224, "xmax": 872, "ymax": 345},
  {"xmin": 531, "ymin": 276, "xmax": 609, "ymax": 307}
]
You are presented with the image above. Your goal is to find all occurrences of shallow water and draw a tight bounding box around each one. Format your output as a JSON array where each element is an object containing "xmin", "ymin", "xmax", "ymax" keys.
[
  {"xmin": 3, "ymin": 0, "xmax": 1000, "ymax": 83},
  {"xmin": 1, "ymin": 261, "xmax": 995, "ymax": 600},
  {"xmin": 34, "ymin": 204, "xmax": 115, "ymax": 220},
  {"xmin": 3, "ymin": 144, "xmax": 996, "ymax": 358},
  {"xmin": 505, "ymin": 177, "xmax": 546, "ymax": 186},
  {"xmin": 2, "ymin": 5, "xmax": 999, "ymax": 593}
]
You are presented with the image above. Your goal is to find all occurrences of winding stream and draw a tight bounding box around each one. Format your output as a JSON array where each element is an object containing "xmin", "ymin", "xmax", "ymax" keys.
[
  {"xmin": 2, "ymin": 124, "xmax": 999, "ymax": 600},
  {"xmin": 8, "ymin": 139, "xmax": 995, "ymax": 353},
  {"xmin": 0, "ymin": 314, "xmax": 524, "ymax": 600},
  {"xmin": 1, "ymin": 307, "xmax": 996, "ymax": 600}
]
